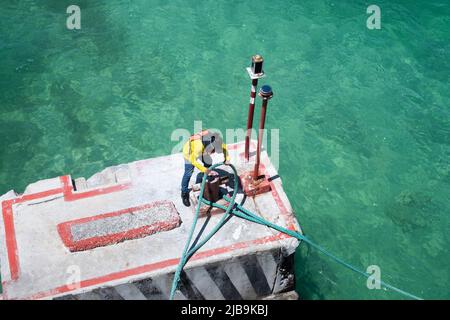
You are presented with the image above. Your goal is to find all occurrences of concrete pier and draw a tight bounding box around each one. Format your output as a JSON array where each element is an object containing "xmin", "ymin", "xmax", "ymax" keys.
[{"xmin": 0, "ymin": 140, "xmax": 301, "ymax": 300}]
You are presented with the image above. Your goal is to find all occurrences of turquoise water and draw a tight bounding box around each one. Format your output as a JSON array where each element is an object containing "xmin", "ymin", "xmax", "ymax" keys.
[{"xmin": 1, "ymin": 0, "xmax": 449, "ymax": 299}]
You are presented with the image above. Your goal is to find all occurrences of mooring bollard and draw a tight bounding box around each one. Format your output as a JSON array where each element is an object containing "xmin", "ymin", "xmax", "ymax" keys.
[{"xmin": 203, "ymin": 174, "xmax": 221, "ymax": 203}]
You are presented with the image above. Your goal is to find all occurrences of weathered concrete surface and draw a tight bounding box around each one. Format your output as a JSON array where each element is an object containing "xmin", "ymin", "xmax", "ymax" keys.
[{"xmin": 0, "ymin": 140, "xmax": 301, "ymax": 300}]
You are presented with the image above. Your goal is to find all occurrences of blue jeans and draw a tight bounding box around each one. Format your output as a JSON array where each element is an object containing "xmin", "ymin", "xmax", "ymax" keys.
[
  {"xmin": 181, "ymin": 160, "xmax": 210, "ymax": 194},
  {"xmin": 181, "ymin": 162, "xmax": 195, "ymax": 194}
]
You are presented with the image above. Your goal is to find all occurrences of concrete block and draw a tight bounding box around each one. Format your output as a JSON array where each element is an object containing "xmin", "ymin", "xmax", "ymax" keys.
[
  {"xmin": 74, "ymin": 178, "xmax": 88, "ymax": 191},
  {"xmin": 114, "ymin": 166, "xmax": 131, "ymax": 184}
]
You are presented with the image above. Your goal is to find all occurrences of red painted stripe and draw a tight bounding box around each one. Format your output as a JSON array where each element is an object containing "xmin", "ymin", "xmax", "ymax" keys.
[
  {"xmin": 1, "ymin": 175, "xmax": 132, "ymax": 283},
  {"xmin": 1, "ymin": 186, "xmax": 64, "ymax": 281},
  {"xmin": 266, "ymin": 172, "xmax": 297, "ymax": 231},
  {"xmin": 67, "ymin": 218, "xmax": 180, "ymax": 252},
  {"xmin": 57, "ymin": 201, "xmax": 181, "ymax": 252},
  {"xmin": 23, "ymin": 232, "xmax": 287, "ymax": 300},
  {"xmin": 60, "ymin": 175, "xmax": 130, "ymax": 201},
  {"xmin": 11, "ymin": 187, "xmax": 63, "ymax": 204},
  {"xmin": 1, "ymin": 200, "xmax": 19, "ymax": 281}
]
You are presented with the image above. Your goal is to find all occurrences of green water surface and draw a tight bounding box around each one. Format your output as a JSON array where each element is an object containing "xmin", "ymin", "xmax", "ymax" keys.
[{"xmin": 1, "ymin": 0, "xmax": 449, "ymax": 299}]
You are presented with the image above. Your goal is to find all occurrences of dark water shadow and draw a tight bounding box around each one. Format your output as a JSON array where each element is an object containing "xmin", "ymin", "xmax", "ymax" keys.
[{"xmin": 294, "ymin": 243, "xmax": 338, "ymax": 300}]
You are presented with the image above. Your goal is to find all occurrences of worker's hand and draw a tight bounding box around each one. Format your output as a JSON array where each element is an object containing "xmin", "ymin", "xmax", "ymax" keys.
[{"xmin": 224, "ymin": 160, "xmax": 231, "ymax": 166}]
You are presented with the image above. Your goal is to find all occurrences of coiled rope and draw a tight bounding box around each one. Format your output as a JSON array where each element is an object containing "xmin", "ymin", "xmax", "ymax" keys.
[{"xmin": 169, "ymin": 162, "xmax": 422, "ymax": 300}]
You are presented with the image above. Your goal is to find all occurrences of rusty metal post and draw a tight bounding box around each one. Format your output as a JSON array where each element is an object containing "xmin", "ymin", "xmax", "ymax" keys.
[
  {"xmin": 245, "ymin": 55, "xmax": 265, "ymax": 161},
  {"xmin": 245, "ymin": 78, "xmax": 258, "ymax": 161},
  {"xmin": 253, "ymin": 85, "xmax": 273, "ymax": 180}
]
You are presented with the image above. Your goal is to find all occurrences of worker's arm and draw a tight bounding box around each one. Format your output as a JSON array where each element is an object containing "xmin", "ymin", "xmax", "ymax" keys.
[
  {"xmin": 222, "ymin": 143, "xmax": 231, "ymax": 163},
  {"xmin": 190, "ymin": 142, "xmax": 208, "ymax": 173}
]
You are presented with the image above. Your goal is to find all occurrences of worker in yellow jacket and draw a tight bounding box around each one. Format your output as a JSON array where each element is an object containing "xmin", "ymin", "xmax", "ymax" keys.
[{"xmin": 181, "ymin": 130, "xmax": 230, "ymax": 206}]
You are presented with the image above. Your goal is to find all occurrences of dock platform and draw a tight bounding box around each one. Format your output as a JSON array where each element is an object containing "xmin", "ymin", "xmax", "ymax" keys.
[{"xmin": 0, "ymin": 140, "xmax": 301, "ymax": 300}]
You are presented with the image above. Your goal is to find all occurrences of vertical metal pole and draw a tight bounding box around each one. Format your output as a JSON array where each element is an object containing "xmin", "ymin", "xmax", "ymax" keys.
[
  {"xmin": 245, "ymin": 78, "xmax": 258, "ymax": 161},
  {"xmin": 253, "ymin": 100, "xmax": 267, "ymax": 179},
  {"xmin": 253, "ymin": 85, "xmax": 273, "ymax": 180}
]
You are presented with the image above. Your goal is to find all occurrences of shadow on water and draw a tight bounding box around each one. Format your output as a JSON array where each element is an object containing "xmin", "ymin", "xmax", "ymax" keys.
[
  {"xmin": 0, "ymin": 120, "xmax": 42, "ymax": 177},
  {"xmin": 384, "ymin": 190, "xmax": 438, "ymax": 233},
  {"xmin": 303, "ymin": 104, "xmax": 374, "ymax": 159},
  {"xmin": 294, "ymin": 243, "xmax": 338, "ymax": 300}
]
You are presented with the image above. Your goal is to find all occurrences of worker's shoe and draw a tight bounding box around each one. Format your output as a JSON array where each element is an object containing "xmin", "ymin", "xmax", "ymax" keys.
[{"xmin": 181, "ymin": 192, "xmax": 190, "ymax": 207}]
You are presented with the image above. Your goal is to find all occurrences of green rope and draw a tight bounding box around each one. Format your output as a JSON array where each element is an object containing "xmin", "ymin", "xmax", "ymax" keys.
[
  {"xmin": 169, "ymin": 162, "xmax": 239, "ymax": 299},
  {"xmin": 220, "ymin": 195, "xmax": 422, "ymax": 300},
  {"xmin": 170, "ymin": 163, "xmax": 422, "ymax": 300}
]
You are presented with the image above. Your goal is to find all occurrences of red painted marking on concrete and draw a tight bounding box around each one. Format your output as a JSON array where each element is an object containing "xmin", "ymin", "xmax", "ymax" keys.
[
  {"xmin": 64, "ymin": 219, "xmax": 180, "ymax": 252},
  {"xmin": 57, "ymin": 201, "xmax": 181, "ymax": 252},
  {"xmin": 240, "ymin": 168, "xmax": 272, "ymax": 196},
  {"xmin": 239, "ymin": 162, "xmax": 297, "ymax": 231},
  {"xmin": 1, "ymin": 200, "xmax": 18, "ymax": 281},
  {"xmin": 22, "ymin": 232, "xmax": 288, "ymax": 300},
  {"xmin": 266, "ymin": 173, "xmax": 297, "ymax": 231},
  {"xmin": 25, "ymin": 257, "xmax": 180, "ymax": 300},
  {"xmin": 238, "ymin": 159, "xmax": 297, "ymax": 230},
  {"xmin": 1, "ymin": 175, "xmax": 132, "ymax": 283},
  {"xmin": 60, "ymin": 175, "xmax": 130, "ymax": 201},
  {"xmin": 10, "ymin": 187, "xmax": 63, "ymax": 204},
  {"xmin": 1, "ymin": 187, "xmax": 64, "ymax": 281}
]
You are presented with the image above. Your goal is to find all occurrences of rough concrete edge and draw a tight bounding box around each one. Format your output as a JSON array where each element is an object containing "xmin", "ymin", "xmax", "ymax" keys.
[
  {"xmin": 23, "ymin": 177, "xmax": 61, "ymax": 195},
  {"xmin": 0, "ymin": 190, "xmax": 17, "ymax": 203},
  {"xmin": 0, "ymin": 141, "xmax": 244, "ymax": 200},
  {"xmin": 85, "ymin": 164, "xmax": 131, "ymax": 188}
]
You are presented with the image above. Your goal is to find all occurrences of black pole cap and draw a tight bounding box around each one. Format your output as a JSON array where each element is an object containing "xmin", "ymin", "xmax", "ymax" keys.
[
  {"xmin": 251, "ymin": 55, "xmax": 264, "ymax": 75},
  {"xmin": 259, "ymin": 85, "xmax": 273, "ymax": 99}
]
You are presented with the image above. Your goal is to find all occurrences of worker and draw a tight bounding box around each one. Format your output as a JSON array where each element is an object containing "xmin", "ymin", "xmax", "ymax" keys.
[{"xmin": 181, "ymin": 129, "xmax": 230, "ymax": 207}]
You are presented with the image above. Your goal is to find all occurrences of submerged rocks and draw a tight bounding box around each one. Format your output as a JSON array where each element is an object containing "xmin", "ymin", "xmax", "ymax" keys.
[{"xmin": 385, "ymin": 190, "xmax": 437, "ymax": 233}]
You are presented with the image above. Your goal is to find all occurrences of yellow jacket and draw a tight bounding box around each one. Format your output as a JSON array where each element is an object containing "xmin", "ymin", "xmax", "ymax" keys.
[{"xmin": 182, "ymin": 139, "xmax": 230, "ymax": 173}]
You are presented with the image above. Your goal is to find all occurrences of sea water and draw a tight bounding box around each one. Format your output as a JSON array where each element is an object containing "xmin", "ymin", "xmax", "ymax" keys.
[{"xmin": 0, "ymin": 0, "xmax": 448, "ymax": 299}]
